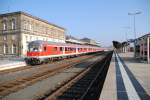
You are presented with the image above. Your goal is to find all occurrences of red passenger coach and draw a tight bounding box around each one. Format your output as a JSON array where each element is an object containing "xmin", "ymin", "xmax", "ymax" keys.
[{"xmin": 25, "ymin": 40, "xmax": 104, "ymax": 65}]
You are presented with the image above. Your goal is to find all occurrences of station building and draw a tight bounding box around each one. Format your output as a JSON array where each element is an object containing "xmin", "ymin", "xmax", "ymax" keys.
[
  {"xmin": 135, "ymin": 33, "xmax": 150, "ymax": 63},
  {"xmin": 0, "ymin": 11, "xmax": 65, "ymax": 57},
  {"xmin": 80, "ymin": 38, "xmax": 97, "ymax": 46},
  {"xmin": 121, "ymin": 42, "xmax": 130, "ymax": 53},
  {"xmin": 65, "ymin": 35, "xmax": 85, "ymax": 45},
  {"xmin": 66, "ymin": 35, "xmax": 100, "ymax": 46},
  {"xmin": 118, "ymin": 33, "xmax": 150, "ymax": 63}
]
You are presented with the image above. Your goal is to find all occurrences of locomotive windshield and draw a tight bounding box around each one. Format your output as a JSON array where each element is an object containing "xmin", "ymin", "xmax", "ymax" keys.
[
  {"xmin": 29, "ymin": 45, "xmax": 39, "ymax": 52},
  {"xmin": 28, "ymin": 42, "xmax": 41, "ymax": 52}
]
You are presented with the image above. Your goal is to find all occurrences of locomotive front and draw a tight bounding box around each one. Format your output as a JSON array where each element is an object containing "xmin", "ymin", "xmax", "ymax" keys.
[{"xmin": 25, "ymin": 41, "xmax": 43, "ymax": 65}]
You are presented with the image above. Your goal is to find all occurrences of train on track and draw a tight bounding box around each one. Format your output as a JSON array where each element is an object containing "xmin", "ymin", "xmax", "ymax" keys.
[{"xmin": 25, "ymin": 40, "xmax": 105, "ymax": 65}]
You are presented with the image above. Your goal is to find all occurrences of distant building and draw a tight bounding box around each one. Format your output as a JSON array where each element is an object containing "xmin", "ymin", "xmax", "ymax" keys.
[
  {"xmin": 0, "ymin": 11, "xmax": 65, "ymax": 57},
  {"xmin": 120, "ymin": 41, "xmax": 130, "ymax": 53},
  {"xmin": 65, "ymin": 35, "xmax": 84, "ymax": 44},
  {"xmin": 66, "ymin": 35, "xmax": 100, "ymax": 46},
  {"xmin": 80, "ymin": 38, "xmax": 97, "ymax": 46}
]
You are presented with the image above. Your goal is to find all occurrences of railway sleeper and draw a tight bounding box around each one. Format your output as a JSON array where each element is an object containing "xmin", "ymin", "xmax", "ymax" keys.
[
  {"xmin": 61, "ymin": 92, "xmax": 84, "ymax": 98},
  {"xmin": 68, "ymin": 87, "xmax": 86, "ymax": 92},
  {"xmin": 65, "ymin": 89, "xmax": 85, "ymax": 94},
  {"xmin": 57, "ymin": 93, "xmax": 80, "ymax": 100},
  {"xmin": 55, "ymin": 52, "xmax": 113, "ymax": 100}
]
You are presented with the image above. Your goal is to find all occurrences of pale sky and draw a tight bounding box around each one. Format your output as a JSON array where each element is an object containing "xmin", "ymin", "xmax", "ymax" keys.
[{"xmin": 0, "ymin": 0, "xmax": 150, "ymax": 46}]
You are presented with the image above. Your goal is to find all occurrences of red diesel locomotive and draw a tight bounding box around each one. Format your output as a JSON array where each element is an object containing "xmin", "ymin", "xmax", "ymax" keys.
[{"xmin": 25, "ymin": 40, "xmax": 104, "ymax": 64}]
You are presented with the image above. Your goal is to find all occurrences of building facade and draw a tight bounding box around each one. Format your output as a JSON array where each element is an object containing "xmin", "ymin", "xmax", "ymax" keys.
[
  {"xmin": 66, "ymin": 35, "xmax": 85, "ymax": 45},
  {"xmin": 0, "ymin": 11, "xmax": 65, "ymax": 57},
  {"xmin": 120, "ymin": 42, "xmax": 130, "ymax": 53},
  {"xmin": 80, "ymin": 38, "xmax": 97, "ymax": 46},
  {"xmin": 135, "ymin": 33, "xmax": 150, "ymax": 63},
  {"xmin": 65, "ymin": 35, "xmax": 100, "ymax": 46}
]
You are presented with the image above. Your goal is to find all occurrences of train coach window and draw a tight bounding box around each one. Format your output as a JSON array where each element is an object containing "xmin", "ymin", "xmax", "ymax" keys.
[
  {"xmin": 65, "ymin": 47, "xmax": 67, "ymax": 51},
  {"xmin": 60, "ymin": 47, "xmax": 63, "ymax": 51},
  {"xmin": 70, "ymin": 48, "xmax": 72, "ymax": 51},
  {"xmin": 67, "ymin": 48, "xmax": 70, "ymax": 51},
  {"xmin": 54, "ymin": 47, "xmax": 57, "ymax": 51},
  {"xmin": 73, "ymin": 48, "xmax": 76, "ymax": 51},
  {"xmin": 43, "ymin": 46, "xmax": 47, "ymax": 51}
]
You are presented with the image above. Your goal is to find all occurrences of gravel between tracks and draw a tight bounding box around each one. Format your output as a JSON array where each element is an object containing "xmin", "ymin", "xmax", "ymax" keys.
[
  {"xmin": 1, "ymin": 54, "xmax": 105, "ymax": 100},
  {"xmin": 0, "ymin": 55, "xmax": 90, "ymax": 84}
]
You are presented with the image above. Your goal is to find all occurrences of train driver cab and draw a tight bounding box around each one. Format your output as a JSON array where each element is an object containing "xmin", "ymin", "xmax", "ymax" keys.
[{"xmin": 28, "ymin": 41, "xmax": 42, "ymax": 52}]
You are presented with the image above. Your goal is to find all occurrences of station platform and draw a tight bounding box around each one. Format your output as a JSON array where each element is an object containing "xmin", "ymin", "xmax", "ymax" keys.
[
  {"xmin": 0, "ymin": 58, "xmax": 26, "ymax": 71},
  {"xmin": 99, "ymin": 52, "xmax": 150, "ymax": 100}
]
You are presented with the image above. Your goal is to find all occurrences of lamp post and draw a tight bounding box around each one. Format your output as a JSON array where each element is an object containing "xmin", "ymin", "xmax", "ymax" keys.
[
  {"xmin": 123, "ymin": 26, "xmax": 130, "ymax": 41},
  {"xmin": 122, "ymin": 26, "xmax": 130, "ymax": 52},
  {"xmin": 128, "ymin": 11, "xmax": 142, "ymax": 57}
]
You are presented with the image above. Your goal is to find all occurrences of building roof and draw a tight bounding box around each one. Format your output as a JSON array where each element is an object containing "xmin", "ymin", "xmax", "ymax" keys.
[
  {"xmin": 28, "ymin": 40, "xmax": 96, "ymax": 48},
  {"xmin": 80, "ymin": 38, "xmax": 91, "ymax": 41},
  {"xmin": 0, "ymin": 11, "xmax": 65, "ymax": 30},
  {"xmin": 138, "ymin": 33, "xmax": 150, "ymax": 40}
]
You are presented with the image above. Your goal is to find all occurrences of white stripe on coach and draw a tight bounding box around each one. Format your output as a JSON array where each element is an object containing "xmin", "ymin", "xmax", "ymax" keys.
[
  {"xmin": 26, "ymin": 52, "xmax": 87, "ymax": 59},
  {"xmin": 116, "ymin": 53, "xmax": 140, "ymax": 100}
]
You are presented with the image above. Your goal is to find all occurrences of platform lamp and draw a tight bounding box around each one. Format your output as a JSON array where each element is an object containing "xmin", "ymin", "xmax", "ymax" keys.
[{"xmin": 128, "ymin": 11, "xmax": 142, "ymax": 57}]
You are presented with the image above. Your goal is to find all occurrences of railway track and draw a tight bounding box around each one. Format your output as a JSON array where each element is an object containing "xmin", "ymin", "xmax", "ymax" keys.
[
  {"xmin": 0, "ymin": 55, "xmax": 89, "ymax": 75},
  {"xmin": 0, "ymin": 52, "xmax": 105, "ymax": 98},
  {"xmin": 0, "ymin": 53, "xmax": 97, "ymax": 84},
  {"xmin": 39, "ymin": 51, "xmax": 113, "ymax": 100}
]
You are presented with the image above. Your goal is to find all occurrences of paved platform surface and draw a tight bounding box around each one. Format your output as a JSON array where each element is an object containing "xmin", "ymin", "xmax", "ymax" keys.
[
  {"xmin": 0, "ymin": 59, "xmax": 26, "ymax": 71},
  {"xmin": 99, "ymin": 52, "xmax": 150, "ymax": 100}
]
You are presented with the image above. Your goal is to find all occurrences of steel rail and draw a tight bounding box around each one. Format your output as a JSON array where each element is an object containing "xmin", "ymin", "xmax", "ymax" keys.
[
  {"xmin": 0, "ymin": 53, "xmax": 103, "ymax": 98},
  {"xmin": 39, "ymin": 52, "xmax": 110, "ymax": 100}
]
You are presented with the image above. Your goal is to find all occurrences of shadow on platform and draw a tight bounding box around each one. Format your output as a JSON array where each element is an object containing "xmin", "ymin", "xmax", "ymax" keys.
[{"xmin": 111, "ymin": 56, "xmax": 142, "ymax": 64}]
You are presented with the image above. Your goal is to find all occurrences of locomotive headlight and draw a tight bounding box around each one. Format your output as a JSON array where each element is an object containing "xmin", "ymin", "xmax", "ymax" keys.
[
  {"xmin": 39, "ymin": 48, "xmax": 42, "ymax": 52},
  {"xmin": 39, "ymin": 46, "xmax": 42, "ymax": 52}
]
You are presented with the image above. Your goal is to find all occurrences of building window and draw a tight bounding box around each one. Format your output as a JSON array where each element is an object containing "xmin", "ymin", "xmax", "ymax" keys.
[
  {"xmin": 45, "ymin": 27, "xmax": 48, "ymax": 34},
  {"xmin": 25, "ymin": 35, "xmax": 28, "ymax": 42},
  {"xmin": 24, "ymin": 21, "xmax": 27, "ymax": 30},
  {"xmin": 3, "ymin": 36, "xmax": 7, "ymax": 40},
  {"xmin": 12, "ymin": 44, "xmax": 17, "ymax": 54},
  {"xmin": 29, "ymin": 24, "xmax": 32, "ymax": 30},
  {"xmin": 12, "ymin": 35, "xmax": 17, "ymax": 40},
  {"xmin": 4, "ymin": 44, "xmax": 8, "ymax": 54},
  {"xmin": 30, "ymin": 36, "xmax": 32, "ymax": 41},
  {"xmin": 11, "ymin": 19, "xmax": 16, "ymax": 30},
  {"xmin": 3, "ymin": 20, "xmax": 7, "ymax": 30},
  {"xmin": 26, "ymin": 43, "xmax": 29, "ymax": 52},
  {"xmin": 23, "ymin": 21, "xmax": 28, "ymax": 30},
  {"xmin": 35, "ymin": 24, "xmax": 39, "ymax": 32},
  {"xmin": 36, "ymin": 37, "xmax": 38, "ymax": 40}
]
